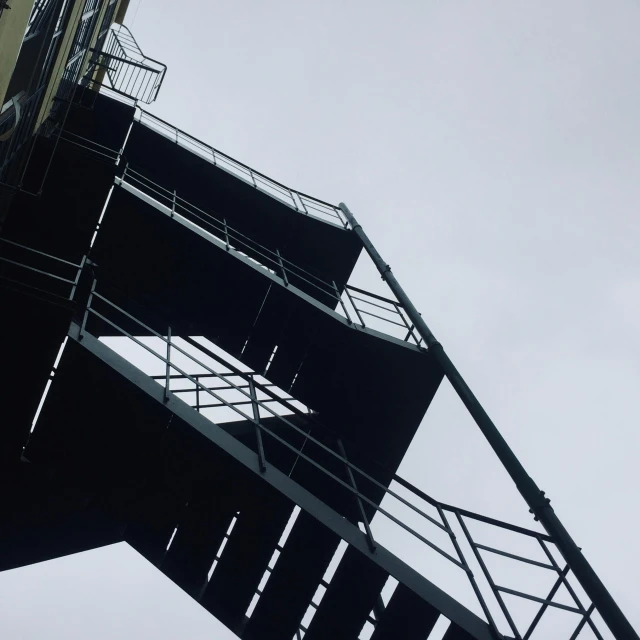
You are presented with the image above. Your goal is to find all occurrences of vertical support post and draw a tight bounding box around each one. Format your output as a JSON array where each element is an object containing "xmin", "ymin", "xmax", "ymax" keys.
[
  {"xmin": 289, "ymin": 188, "xmax": 299, "ymax": 211},
  {"xmin": 79, "ymin": 277, "xmax": 96, "ymax": 341},
  {"xmin": 195, "ymin": 375, "xmax": 200, "ymax": 413},
  {"xmin": 224, "ymin": 218, "xmax": 230, "ymax": 251},
  {"xmin": 343, "ymin": 285, "xmax": 366, "ymax": 327},
  {"xmin": 455, "ymin": 511, "xmax": 521, "ymax": 639},
  {"xmin": 338, "ymin": 202, "xmax": 638, "ymax": 640},
  {"xmin": 276, "ymin": 249, "xmax": 289, "ymax": 287},
  {"xmin": 337, "ymin": 439, "xmax": 376, "ymax": 552},
  {"xmin": 299, "ymin": 194, "xmax": 309, "ymax": 215},
  {"xmin": 437, "ymin": 506, "xmax": 500, "ymax": 636},
  {"xmin": 249, "ymin": 376, "xmax": 267, "ymax": 473},
  {"xmin": 69, "ymin": 254, "xmax": 87, "ymax": 301},
  {"xmin": 164, "ymin": 326, "xmax": 171, "ymax": 403},
  {"xmin": 171, "ymin": 189, "xmax": 176, "ymax": 219},
  {"xmin": 333, "ymin": 280, "xmax": 352, "ymax": 324}
]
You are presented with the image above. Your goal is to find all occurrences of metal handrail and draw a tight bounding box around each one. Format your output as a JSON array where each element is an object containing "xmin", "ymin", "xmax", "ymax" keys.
[
  {"xmin": 91, "ymin": 23, "xmax": 166, "ymax": 104},
  {"xmin": 135, "ymin": 108, "xmax": 347, "ymax": 227},
  {"xmin": 118, "ymin": 166, "xmax": 422, "ymax": 346},
  {"xmin": 79, "ymin": 284, "xmax": 606, "ymax": 640},
  {"xmin": 0, "ymin": 238, "xmax": 83, "ymax": 302}
]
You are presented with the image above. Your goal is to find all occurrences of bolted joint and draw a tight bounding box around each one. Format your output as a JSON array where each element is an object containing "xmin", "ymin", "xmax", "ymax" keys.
[{"xmin": 528, "ymin": 491, "xmax": 551, "ymax": 521}]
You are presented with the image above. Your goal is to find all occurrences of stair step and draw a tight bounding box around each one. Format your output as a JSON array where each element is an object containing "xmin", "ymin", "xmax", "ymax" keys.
[
  {"xmin": 303, "ymin": 546, "xmax": 387, "ymax": 640},
  {"xmin": 370, "ymin": 583, "xmax": 440, "ymax": 640},
  {"xmin": 243, "ymin": 512, "xmax": 339, "ymax": 640},
  {"xmin": 202, "ymin": 484, "xmax": 292, "ymax": 633}
]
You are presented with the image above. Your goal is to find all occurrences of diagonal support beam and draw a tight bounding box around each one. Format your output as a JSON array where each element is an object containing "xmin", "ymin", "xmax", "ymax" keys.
[{"xmin": 338, "ymin": 202, "xmax": 638, "ymax": 640}]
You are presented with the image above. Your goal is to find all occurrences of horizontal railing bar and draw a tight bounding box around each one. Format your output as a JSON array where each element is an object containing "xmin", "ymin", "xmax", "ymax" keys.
[
  {"xmin": 136, "ymin": 109, "xmax": 343, "ymax": 214},
  {"xmin": 0, "ymin": 274, "xmax": 75, "ymax": 305},
  {"xmin": 357, "ymin": 308, "xmax": 408, "ymax": 329},
  {"xmin": 0, "ymin": 238, "xmax": 82, "ymax": 268},
  {"xmin": 345, "ymin": 284, "xmax": 400, "ymax": 306},
  {"xmin": 348, "ymin": 294, "xmax": 399, "ymax": 313},
  {"xmin": 441, "ymin": 504, "xmax": 552, "ymax": 542},
  {"xmin": 196, "ymin": 397, "xmax": 294, "ymax": 409},
  {"xmin": 57, "ymin": 128, "xmax": 121, "ymax": 154},
  {"xmin": 474, "ymin": 544, "xmax": 555, "ymax": 570},
  {"xmin": 495, "ymin": 585, "xmax": 583, "ymax": 614},
  {"xmin": 150, "ymin": 374, "xmax": 245, "ymax": 379},
  {"xmin": 0, "ymin": 256, "xmax": 77, "ymax": 284},
  {"xmin": 59, "ymin": 135, "xmax": 120, "ymax": 161}
]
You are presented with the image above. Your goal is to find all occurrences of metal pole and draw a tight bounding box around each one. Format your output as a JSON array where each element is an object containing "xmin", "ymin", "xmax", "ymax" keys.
[{"xmin": 338, "ymin": 202, "xmax": 638, "ymax": 640}]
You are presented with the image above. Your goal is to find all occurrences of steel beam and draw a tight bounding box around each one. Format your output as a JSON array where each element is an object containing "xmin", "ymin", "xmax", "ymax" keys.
[{"xmin": 338, "ymin": 202, "xmax": 638, "ymax": 640}]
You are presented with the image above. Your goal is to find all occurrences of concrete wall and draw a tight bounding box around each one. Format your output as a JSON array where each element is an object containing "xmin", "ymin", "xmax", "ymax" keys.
[{"xmin": 0, "ymin": 0, "xmax": 37, "ymax": 107}]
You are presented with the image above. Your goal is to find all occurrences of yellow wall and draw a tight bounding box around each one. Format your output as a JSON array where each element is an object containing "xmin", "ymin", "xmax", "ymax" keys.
[
  {"xmin": 34, "ymin": 0, "xmax": 85, "ymax": 129},
  {"xmin": 0, "ymin": 0, "xmax": 37, "ymax": 107},
  {"xmin": 35, "ymin": 0, "xmax": 126, "ymax": 129}
]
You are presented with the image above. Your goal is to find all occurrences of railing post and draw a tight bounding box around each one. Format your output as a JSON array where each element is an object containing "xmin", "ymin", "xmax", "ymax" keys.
[
  {"xmin": 164, "ymin": 326, "xmax": 171, "ymax": 403},
  {"xmin": 455, "ymin": 511, "xmax": 521, "ymax": 639},
  {"xmin": 75, "ymin": 257, "xmax": 98, "ymax": 338},
  {"xmin": 69, "ymin": 254, "xmax": 88, "ymax": 302},
  {"xmin": 333, "ymin": 280, "xmax": 352, "ymax": 324},
  {"xmin": 289, "ymin": 188, "xmax": 299, "ymax": 211},
  {"xmin": 79, "ymin": 277, "xmax": 97, "ymax": 341},
  {"xmin": 249, "ymin": 376, "xmax": 267, "ymax": 473},
  {"xmin": 337, "ymin": 439, "xmax": 376, "ymax": 552},
  {"xmin": 437, "ymin": 506, "xmax": 500, "ymax": 637},
  {"xmin": 343, "ymin": 285, "xmax": 366, "ymax": 327},
  {"xmin": 224, "ymin": 218, "xmax": 230, "ymax": 251},
  {"xmin": 276, "ymin": 249, "xmax": 289, "ymax": 287},
  {"xmin": 171, "ymin": 189, "xmax": 176, "ymax": 218}
]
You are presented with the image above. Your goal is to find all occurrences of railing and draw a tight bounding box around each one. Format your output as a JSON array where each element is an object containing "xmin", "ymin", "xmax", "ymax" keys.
[
  {"xmin": 148, "ymin": 370, "xmax": 309, "ymax": 426},
  {"xmin": 78, "ymin": 284, "xmax": 610, "ymax": 640},
  {"xmin": 118, "ymin": 166, "xmax": 421, "ymax": 347},
  {"xmin": 90, "ymin": 24, "xmax": 166, "ymax": 104},
  {"xmin": 135, "ymin": 109, "xmax": 347, "ymax": 228},
  {"xmin": 0, "ymin": 237, "xmax": 84, "ymax": 304},
  {"xmin": 0, "ymin": 87, "xmax": 45, "ymax": 182},
  {"xmin": 24, "ymin": 0, "xmax": 58, "ymax": 40}
]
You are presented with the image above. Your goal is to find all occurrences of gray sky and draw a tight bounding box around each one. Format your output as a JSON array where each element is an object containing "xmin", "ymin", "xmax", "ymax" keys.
[{"xmin": 2, "ymin": 1, "xmax": 639, "ymax": 638}]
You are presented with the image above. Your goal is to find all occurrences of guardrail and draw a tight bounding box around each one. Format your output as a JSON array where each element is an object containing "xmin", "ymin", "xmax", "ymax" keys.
[
  {"xmin": 78, "ymin": 282, "xmax": 608, "ymax": 640},
  {"xmin": 135, "ymin": 109, "xmax": 347, "ymax": 228},
  {"xmin": 0, "ymin": 237, "xmax": 84, "ymax": 305},
  {"xmin": 119, "ymin": 166, "xmax": 421, "ymax": 347},
  {"xmin": 90, "ymin": 24, "xmax": 166, "ymax": 104}
]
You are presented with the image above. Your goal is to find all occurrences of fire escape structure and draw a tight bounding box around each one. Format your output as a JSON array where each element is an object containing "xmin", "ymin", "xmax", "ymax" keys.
[{"xmin": 0, "ymin": 3, "xmax": 637, "ymax": 640}]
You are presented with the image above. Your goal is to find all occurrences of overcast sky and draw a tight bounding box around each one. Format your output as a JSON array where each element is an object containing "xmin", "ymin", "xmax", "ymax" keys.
[{"xmin": 1, "ymin": 1, "xmax": 639, "ymax": 638}]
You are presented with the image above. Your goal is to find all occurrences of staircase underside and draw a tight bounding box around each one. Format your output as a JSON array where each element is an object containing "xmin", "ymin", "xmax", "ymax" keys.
[{"xmin": 8, "ymin": 327, "xmax": 496, "ymax": 640}]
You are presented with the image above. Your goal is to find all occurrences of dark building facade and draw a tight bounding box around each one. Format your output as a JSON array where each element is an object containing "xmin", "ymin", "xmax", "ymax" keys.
[{"xmin": 0, "ymin": 3, "xmax": 636, "ymax": 640}]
